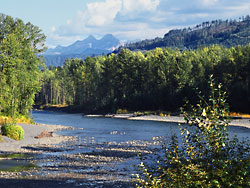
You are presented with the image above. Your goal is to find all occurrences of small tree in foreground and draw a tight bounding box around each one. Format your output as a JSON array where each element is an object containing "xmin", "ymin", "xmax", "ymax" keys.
[{"xmin": 136, "ymin": 76, "xmax": 250, "ymax": 188}]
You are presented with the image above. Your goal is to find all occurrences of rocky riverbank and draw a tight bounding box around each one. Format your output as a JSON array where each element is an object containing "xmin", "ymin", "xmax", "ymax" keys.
[
  {"xmin": 129, "ymin": 115, "xmax": 250, "ymax": 128},
  {"xmin": 86, "ymin": 114, "xmax": 250, "ymax": 128}
]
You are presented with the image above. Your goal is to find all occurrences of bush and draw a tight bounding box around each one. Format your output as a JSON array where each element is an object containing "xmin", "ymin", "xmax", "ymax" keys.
[
  {"xmin": 136, "ymin": 76, "xmax": 250, "ymax": 188},
  {"xmin": 0, "ymin": 115, "xmax": 33, "ymax": 125},
  {"xmin": 1, "ymin": 124, "xmax": 24, "ymax": 141},
  {"xmin": 116, "ymin": 108, "xmax": 128, "ymax": 114},
  {"xmin": 16, "ymin": 115, "xmax": 33, "ymax": 124},
  {"xmin": 0, "ymin": 116, "xmax": 12, "ymax": 125}
]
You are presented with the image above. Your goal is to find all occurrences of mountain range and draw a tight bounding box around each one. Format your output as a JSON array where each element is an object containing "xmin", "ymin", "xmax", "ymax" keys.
[
  {"xmin": 43, "ymin": 34, "xmax": 120, "ymax": 67},
  {"xmin": 44, "ymin": 16, "xmax": 250, "ymax": 67}
]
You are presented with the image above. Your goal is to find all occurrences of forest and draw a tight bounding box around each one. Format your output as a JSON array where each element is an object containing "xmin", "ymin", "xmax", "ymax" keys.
[
  {"xmin": 36, "ymin": 45, "xmax": 250, "ymax": 113},
  {"xmin": 117, "ymin": 15, "xmax": 250, "ymax": 51}
]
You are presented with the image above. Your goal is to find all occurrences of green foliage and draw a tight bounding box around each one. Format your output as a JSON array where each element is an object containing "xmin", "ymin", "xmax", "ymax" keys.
[
  {"xmin": 0, "ymin": 13, "xmax": 46, "ymax": 118},
  {"xmin": 1, "ymin": 124, "xmax": 24, "ymax": 141},
  {"xmin": 38, "ymin": 43, "xmax": 250, "ymax": 113},
  {"xmin": 0, "ymin": 153, "xmax": 33, "ymax": 159},
  {"xmin": 116, "ymin": 109, "xmax": 128, "ymax": 114},
  {"xmin": 119, "ymin": 15, "xmax": 250, "ymax": 51},
  {"xmin": 1, "ymin": 163, "xmax": 37, "ymax": 172},
  {"xmin": 136, "ymin": 77, "xmax": 250, "ymax": 187}
]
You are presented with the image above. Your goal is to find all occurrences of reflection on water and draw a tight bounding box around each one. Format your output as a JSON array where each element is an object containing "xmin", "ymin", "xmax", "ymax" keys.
[{"xmin": 0, "ymin": 160, "xmax": 36, "ymax": 171}]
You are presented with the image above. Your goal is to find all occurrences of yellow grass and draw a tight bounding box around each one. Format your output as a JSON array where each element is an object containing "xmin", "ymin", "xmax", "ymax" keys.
[
  {"xmin": 0, "ymin": 116, "xmax": 12, "ymax": 125},
  {"xmin": 16, "ymin": 116, "xmax": 33, "ymax": 124},
  {"xmin": 230, "ymin": 112, "xmax": 250, "ymax": 118},
  {"xmin": 45, "ymin": 104, "xmax": 68, "ymax": 108},
  {"xmin": 0, "ymin": 115, "xmax": 33, "ymax": 125}
]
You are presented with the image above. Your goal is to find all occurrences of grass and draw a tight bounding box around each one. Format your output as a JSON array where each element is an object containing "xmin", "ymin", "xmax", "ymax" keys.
[
  {"xmin": 0, "ymin": 153, "xmax": 38, "ymax": 172},
  {"xmin": 0, "ymin": 153, "xmax": 34, "ymax": 159},
  {"xmin": 0, "ymin": 116, "xmax": 13, "ymax": 125},
  {"xmin": 133, "ymin": 110, "xmax": 172, "ymax": 117},
  {"xmin": 0, "ymin": 163, "xmax": 38, "ymax": 172},
  {"xmin": 5, "ymin": 163, "xmax": 38, "ymax": 172},
  {"xmin": 230, "ymin": 112, "xmax": 250, "ymax": 118},
  {"xmin": 38, "ymin": 104, "xmax": 68, "ymax": 109},
  {"xmin": 0, "ymin": 115, "xmax": 33, "ymax": 125}
]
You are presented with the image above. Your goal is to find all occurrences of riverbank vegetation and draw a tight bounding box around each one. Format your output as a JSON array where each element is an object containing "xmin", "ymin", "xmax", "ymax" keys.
[
  {"xmin": 0, "ymin": 14, "xmax": 46, "ymax": 139},
  {"xmin": 0, "ymin": 14, "xmax": 46, "ymax": 118},
  {"xmin": 36, "ymin": 44, "xmax": 250, "ymax": 114},
  {"xmin": 136, "ymin": 77, "xmax": 250, "ymax": 187},
  {"xmin": 1, "ymin": 123, "xmax": 24, "ymax": 141}
]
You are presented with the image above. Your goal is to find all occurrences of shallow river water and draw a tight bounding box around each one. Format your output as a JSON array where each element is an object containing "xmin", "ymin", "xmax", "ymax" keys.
[
  {"xmin": 32, "ymin": 110, "xmax": 250, "ymax": 147},
  {"xmin": 9, "ymin": 111, "xmax": 245, "ymax": 187},
  {"xmin": 32, "ymin": 111, "xmax": 181, "ymax": 146},
  {"xmin": 1, "ymin": 111, "xmax": 250, "ymax": 187}
]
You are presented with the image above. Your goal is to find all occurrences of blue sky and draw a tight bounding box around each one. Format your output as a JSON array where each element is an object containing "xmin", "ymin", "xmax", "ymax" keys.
[{"xmin": 1, "ymin": 0, "xmax": 250, "ymax": 48}]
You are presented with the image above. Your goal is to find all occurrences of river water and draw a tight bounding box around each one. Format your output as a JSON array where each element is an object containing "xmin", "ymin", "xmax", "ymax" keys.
[
  {"xmin": 32, "ymin": 110, "xmax": 250, "ymax": 146},
  {"xmin": 30, "ymin": 110, "xmax": 186, "ymax": 186},
  {"xmin": 29, "ymin": 111, "xmax": 250, "ymax": 187},
  {"xmin": 32, "ymin": 111, "xmax": 181, "ymax": 145}
]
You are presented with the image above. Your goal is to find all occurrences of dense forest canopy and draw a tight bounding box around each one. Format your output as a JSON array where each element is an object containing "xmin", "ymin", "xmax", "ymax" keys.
[
  {"xmin": 0, "ymin": 13, "xmax": 46, "ymax": 117},
  {"xmin": 116, "ymin": 15, "xmax": 250, "ymax": 52},
  {"xmin": 37, "ymin": 45, "xmax": 250, "ymax": 113}
]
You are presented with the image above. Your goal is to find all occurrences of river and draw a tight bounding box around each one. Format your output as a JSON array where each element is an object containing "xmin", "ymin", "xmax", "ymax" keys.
[
  {"xmin": 29, "ymin": 111, "xmax": 250, "ymax": 187},
  {"xmin": 32, "ymin": 110, "xmax": 250, "ymax": 146},
  {"xmin": 30, "ymin": 110, "xmax": 186, "ymax": 187},
  {"xmin": 32, "ymin": 110, "xmax": 181, "ymax": 145}
]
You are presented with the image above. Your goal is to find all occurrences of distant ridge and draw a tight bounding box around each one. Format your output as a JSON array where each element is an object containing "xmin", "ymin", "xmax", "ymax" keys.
[
  {"xmin": 44, "ymin": 34, "xmax": 120, "ymax": 67},
  {"xmin": 116, "ymin": 15, "xmax": 250, "ymax": 52}
]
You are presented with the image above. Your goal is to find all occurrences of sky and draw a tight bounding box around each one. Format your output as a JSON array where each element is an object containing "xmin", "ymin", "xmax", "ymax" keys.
[{"xmin": 1, "ymin": 0, "xmax": 250, "ymax": 48}]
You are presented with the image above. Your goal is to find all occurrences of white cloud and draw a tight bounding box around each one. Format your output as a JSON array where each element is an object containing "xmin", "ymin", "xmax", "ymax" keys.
[
  {"xmin": 122, "ymin": 0, "xmax": 160, "ymax": 13},
  {"xmin": 201, "ymin": 0, "xmax": 219, "ymax": 6},
  {"xmin": 66, "ymin": 19, "xmax": 72, "ymax": 25},
  {"xmin": 51, "ymin": 26, "xmax": 56, "ymax": 32},
  {"xmin": 86, "ymin": 0, "xmax": 122, "ymax": 26},
  {"xmin": 113, "ymin": 22, "xmax": 172, "ymax": 41},
  {"xmin": 46, "ymin": 0, "xmax": 250, "ymax": 47}
]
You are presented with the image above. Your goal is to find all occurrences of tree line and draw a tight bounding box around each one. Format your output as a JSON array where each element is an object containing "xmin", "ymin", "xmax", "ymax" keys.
[
  {"xmin": 117, "ymin": 15, "xmax": 250, "ymax": 51},
  {"xmin": 0, "ymin": 14, "xmax": 46, "ymax": 118},
  {"xmin": 37, "ymin": 44, "xmax": 250, "ymax": 113}
]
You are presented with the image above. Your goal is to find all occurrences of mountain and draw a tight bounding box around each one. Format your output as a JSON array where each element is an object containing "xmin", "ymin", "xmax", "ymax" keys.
[
  {"xmin": 116, "ymin": 15, "xmax": 250, "ymax": 52},
  {"xmin": 44, "ymin": 34, "xmax": 120, "ymax": 66}
]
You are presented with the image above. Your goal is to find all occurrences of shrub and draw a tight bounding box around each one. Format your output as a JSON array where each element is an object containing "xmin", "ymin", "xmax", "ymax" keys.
[
  {"xmin": 16, "ymin": 115, "xmax": 33, "ymax": 124},
  {"xmin": 1, "ymin": 124, "xmax": 24, "ymax": 141},
  {"xmin": 136, "ymin": 76, "xmax": 250, "ymax": 188},
  {"xmin": 0, "ymin": 116, "xmax": 12, "ymax": 125},
  {"xmin": 0, "ymin": 115, "xmax": 33, "ymax": 125},
  {"xmin": 116, "ymin": 108, "xmax": 128, "ymax": 114}
]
